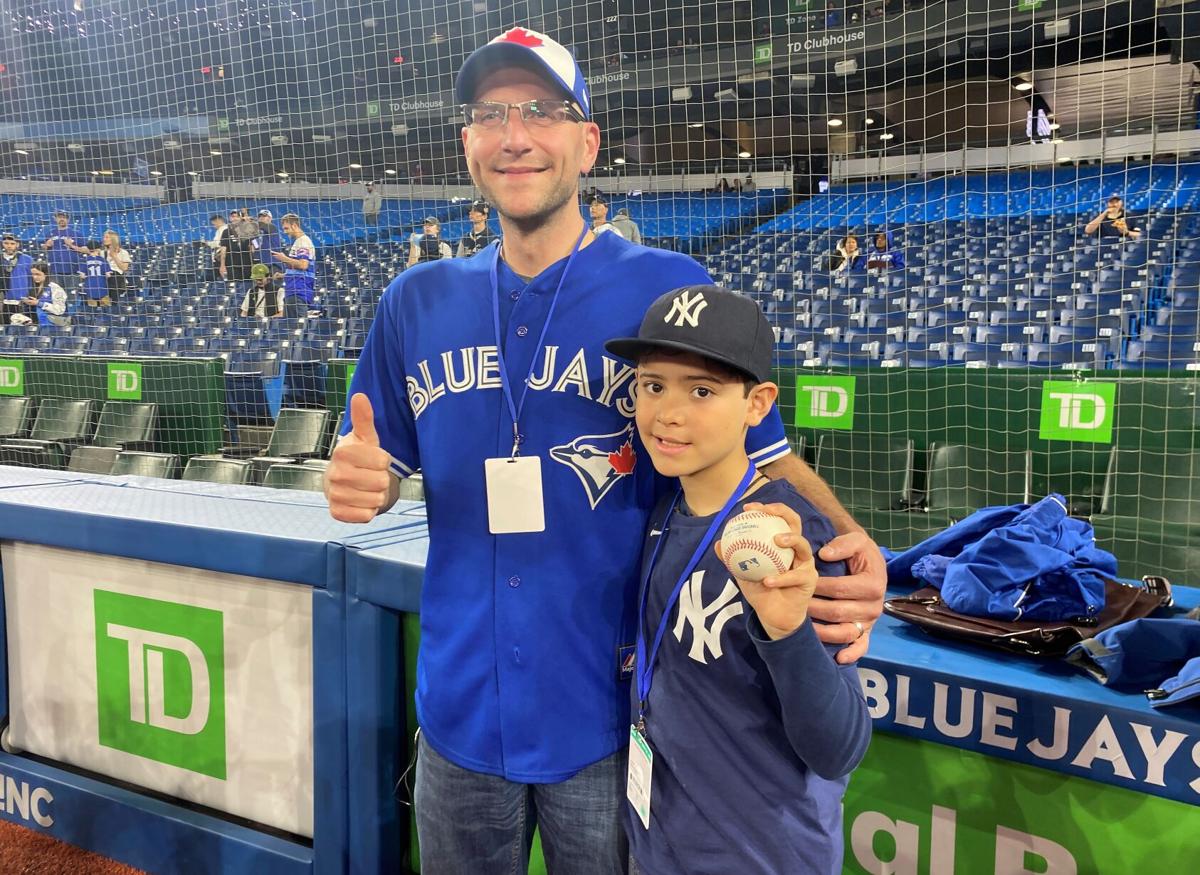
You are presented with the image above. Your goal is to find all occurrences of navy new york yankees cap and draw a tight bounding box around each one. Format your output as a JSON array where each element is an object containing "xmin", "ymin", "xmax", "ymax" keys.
[
  {"xmin": 605, "ymin": 285, "xmax": 774, "ymax": 384},
  {"xmin": 455, "ymin": 26, "xmax": 592, "ymax": 119}
]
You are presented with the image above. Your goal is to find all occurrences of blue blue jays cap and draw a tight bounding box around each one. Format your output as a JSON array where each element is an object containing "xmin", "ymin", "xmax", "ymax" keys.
[
  {"xmin": 455, "ymin": 26, "xmax": 592, "ymax": 120},
  {"xmin": 605, "ymin": 285, "xmax": 774, "ymax": 383}
]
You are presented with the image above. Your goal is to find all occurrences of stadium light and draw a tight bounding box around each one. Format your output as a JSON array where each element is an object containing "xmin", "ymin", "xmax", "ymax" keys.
[
  {"xmin": 614, "ymin": 157, "xmax": 626, "ymax": 165},
  {"xmin": 209, "ymin": 149, "xmax": 221, "ymax": 156},
  {"xmin": 827, "ymin": 118, "xmax": 844, "ymax": 127},
  {"xmin": 865, "ymin": 117, "xmax": 875, "ymax": 125},
  {"xmin": 67, "ymin": 143, "xmax": 84, "ymax": 152},
  {"xmin": 13, "ymin": 149, "xmax": 27, "ymax": 155},
  {"xmin": 1014, "ymin": 80, "xmax": 1034, "ymax": 92},
  {"xmin": 150, "ymin": 170, "xmax": 163, "ymax": 176},
  {"xmin": 671, "ymin": 86, "xmax": 693, "ymax": 102},
  {"xmin": 384, "ymin": 168, "xmax": 397, "ymax": 175},
  {"xmin": 834, "ymin": 59, "xmax": 857, "ymax": 77},
  {"xmin": 349, "ymin": 163, "xmax": 362, "ymax": 169},
  {"xmin": 714, "ymin": 88, "xmax": 737, "ymax": 101},
  {"xmin": 688, "ymin": 123, "xmax": 704, "ymax": 129},
  {"xmin": 879, "ymin": 133, "xmax": 895, "ymax": 141},
  {"xmin": 186, "ymin": 170, "xmax": 199, "ymax": 177},
  {"xmin": 277, "ymin": 171, "xmax": 289, "ymax": 178},
  {"xmin": 738, "ymin": 150, "xmax": 751, "ymax": 158},
  {"xmin": 90, "ymin": 170, "xmax": 99, "ymax": 176}
]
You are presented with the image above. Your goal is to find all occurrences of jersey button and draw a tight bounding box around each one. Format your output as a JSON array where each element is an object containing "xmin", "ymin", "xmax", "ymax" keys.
[
  {"xmin": 515, "ymin": 325, "xmax": 528, "ymax": 337},
  {"xmin": 509, "ymin": 289, "xmax": 521, "ymax": 301},
  {"xmin": 508, "ymin": 576, "xmax": 521, "ymax": 588}
]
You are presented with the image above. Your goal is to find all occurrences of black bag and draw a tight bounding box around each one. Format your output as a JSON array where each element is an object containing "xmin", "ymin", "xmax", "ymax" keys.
[{"xmin": 883, "ymin": 577, "xmax": 1174, "ymax": 657}]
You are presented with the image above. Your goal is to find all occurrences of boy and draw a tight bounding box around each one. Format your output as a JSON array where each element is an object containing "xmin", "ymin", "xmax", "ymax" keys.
[
  {"xmin": 605, "ymin": 285, "xmax": 872, "ymax": 875},
  {"xmin": 78, "ymin": 241, "xmax": 110, "ymax": 307}
]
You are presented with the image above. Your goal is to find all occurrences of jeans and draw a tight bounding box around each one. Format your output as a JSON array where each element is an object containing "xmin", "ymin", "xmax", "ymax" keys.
[
  {"xmin": 283, "ymin": 295, "xmax": 308, "ymax": 320},
  {"xmin": 415, "ymin": 731, "xmax": 628, "ymax": 875}
]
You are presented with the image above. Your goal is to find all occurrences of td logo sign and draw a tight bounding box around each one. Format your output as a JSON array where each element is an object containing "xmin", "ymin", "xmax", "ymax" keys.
[
  {"xmin": 107, "ymin": 362, "xmax": 142, "ymax": 400},
  {"xmin": 795, "ymin": 375, "xmax": 856, "ymax": 429},
  {"xmin": 1039, "ymin": 381, "xmax": 1116, "ymax": 443},
  {"xmin": 0, "ymin": 358, "xmax": 24, "ymax": 395},
  {"xmin": 94, "ymin": 591, "xmax": 226, "ymax": 779}
]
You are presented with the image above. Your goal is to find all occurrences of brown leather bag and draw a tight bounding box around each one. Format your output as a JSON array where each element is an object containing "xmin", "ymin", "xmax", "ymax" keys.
[{"xmin": 883, "ymin": 577, "xmax": 1174, "ymax": 657}]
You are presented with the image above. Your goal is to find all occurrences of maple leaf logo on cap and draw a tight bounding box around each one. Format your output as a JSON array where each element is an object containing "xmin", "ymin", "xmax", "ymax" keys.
[{"xmin": 496, "ymin": 27, "xmax": 544, "ymax": 48}]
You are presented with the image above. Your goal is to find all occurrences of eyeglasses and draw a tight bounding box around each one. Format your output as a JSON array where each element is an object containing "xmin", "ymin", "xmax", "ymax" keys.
[{"xmin": 461, "ymin": 100, "xmax": 584, "ymax": 129}]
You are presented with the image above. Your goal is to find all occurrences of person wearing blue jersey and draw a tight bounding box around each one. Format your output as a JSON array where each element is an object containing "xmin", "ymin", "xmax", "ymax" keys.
[
  {"xmin": 23, "ymin": 262, "xmax": 70, "ymax": 328},
  {"xmin": 270, "ymin": 213, "xmax": 315, "ymax": 319},
  {"xmin": 78, "ymin": 240, "xmax": 111, "ymax": 306},
  {"xmin": 606, "ymin": 287, "xmax": 870, "ymax": 875},
  {"xmin": 253, "ymin": 209, "xmax": 283, "ymax": 267},
  {"xmin": 323, "ymin": 25, "xmax": 884, "ymax": 875},
  {"xmin": 40, "ymin": 210, "xmax": 81, "ymax": 290}
]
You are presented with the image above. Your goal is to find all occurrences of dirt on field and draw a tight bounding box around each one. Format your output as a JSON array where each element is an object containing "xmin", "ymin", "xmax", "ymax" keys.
[{"xmin": 0, "ymin": 819, "xmax": 146, "ymax": 875}]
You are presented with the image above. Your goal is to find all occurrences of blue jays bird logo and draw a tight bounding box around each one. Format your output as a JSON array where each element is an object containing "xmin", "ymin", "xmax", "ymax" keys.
[{"xmin": 550, "ymin": 423, "xmax": 637, "ymax": 509}]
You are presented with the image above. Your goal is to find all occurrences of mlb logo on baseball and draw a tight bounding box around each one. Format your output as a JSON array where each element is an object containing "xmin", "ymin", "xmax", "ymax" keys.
[{"xmin": 720, "ymin": 512, "xmax": 794, "ymax": 582}]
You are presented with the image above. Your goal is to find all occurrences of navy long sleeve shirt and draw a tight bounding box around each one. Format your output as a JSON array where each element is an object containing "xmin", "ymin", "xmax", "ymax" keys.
[{"xmin": 627, "ymin": 478, "xmax": 872, "ymax": 875}]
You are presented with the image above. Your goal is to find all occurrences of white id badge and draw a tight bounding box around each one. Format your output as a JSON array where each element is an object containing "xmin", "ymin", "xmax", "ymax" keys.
[
  {"xmin": 627, "ymin": 724, "xmax": 653, "ymax": 830},
  {"xmin": 484, "ymin": 456, "xmax": 546, "ymax": 534}
]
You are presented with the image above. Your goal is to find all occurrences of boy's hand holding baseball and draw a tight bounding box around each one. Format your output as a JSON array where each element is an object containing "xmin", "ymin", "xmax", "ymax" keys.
[{"xmin": 716, "ymin": 501, "xmax": 818, "ymax": 640}]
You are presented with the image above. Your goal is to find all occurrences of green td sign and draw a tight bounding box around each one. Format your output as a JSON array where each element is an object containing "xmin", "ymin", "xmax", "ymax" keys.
[
  {"xmin": 795, "ymin": 375, "xmax": 856, "ymax": 429},
  {"xmin": 1038, "ymin": 381, "xmax": 1115, "ymax": 443},
  {"xmin": 0, "ymin": 358, "xmax": 24, "ymax": 395},
  {"xmin": 366, "ymin": 101, "xmax": 381, "ymax": 118},
  {"xmin": 107, "ymin": 361, "xmax": 142, "ymax": 400},
  {"xmin": 94, "ymin": 590, "xmax": 226, "ymax": 779},
  {"xmin": 1018, "ymin": 0, "xmax": 1046, "ymax": 10},
  {"xmin": 754, "ymin": 43, "xmax": 773, "ymax": 65}
]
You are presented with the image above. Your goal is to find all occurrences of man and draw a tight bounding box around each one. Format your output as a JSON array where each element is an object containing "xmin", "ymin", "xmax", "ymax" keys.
[
  {"xmin": 456, "ymin": 200, "xmax": 497, "ymax": 257},
  {"xmin": 241, "ymin": 263, "xmax": 281, "ymax": 318},
  {"xmin": 362, "ymin": 182, "xmax": 383, "ymax": 227},
  {"xmin": 0, "ymin": 234, "xmax": 34, "ymax": 313},
  {"xmin": 1085, "ymin": 195, "xmax": 1142, "ymax": 240},
  {"xmin": 254, "ymin": 209, "xmax": 283, "ymax": 266},
  {"xmin": 324, "ymin": 26, "xmax": 883, "ymax": 875},
  {"xmin": 406, "ymin": 216, "xmax": 453, "ymax": 267},
  {"xmin": 204, "ymin": 214, "xmax": 228, "ymax": 282},
  {"xmin": 270, "ymin": 212, "xmax": 315, "ymax": 320},
  {"xmin": 610, "ymin": 207, "xmax": 641, "ymax": 245},
  {"xmin": 588, "ymin": 194, "xmax": 624, "ymax": 237},
  {"xmin": 41, "ymin": 210, "xmax": 80, "ymax": 288},
  {"xmin": 220, "ymin": 209, "xmax": 256, "ymax": 282}
]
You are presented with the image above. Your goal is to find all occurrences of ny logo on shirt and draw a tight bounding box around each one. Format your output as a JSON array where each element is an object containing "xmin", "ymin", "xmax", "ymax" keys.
[
  {"xmin": 663, "ymin": 290, "xmax": 708, "ymax": 328},
  {"xmin": 673, "ymin": 571, "xmax": 743, "ymax": 664}
]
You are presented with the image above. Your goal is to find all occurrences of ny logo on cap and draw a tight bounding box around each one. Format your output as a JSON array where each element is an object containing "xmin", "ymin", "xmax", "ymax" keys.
[{"xmin": 664, "ymin": 290, "xmax": 708, "ymax": 328}]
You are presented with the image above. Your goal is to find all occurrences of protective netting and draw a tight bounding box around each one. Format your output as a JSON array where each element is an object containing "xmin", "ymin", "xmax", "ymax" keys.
[{"xmin": 0, "ymin": 0, "xmax": 1195, "ymax": 578}]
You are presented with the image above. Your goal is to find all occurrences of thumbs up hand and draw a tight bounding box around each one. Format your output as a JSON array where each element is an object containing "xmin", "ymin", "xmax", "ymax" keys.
[{"xmin": 325, "ymin": 393, "xmax": 395, "ymax": 522}]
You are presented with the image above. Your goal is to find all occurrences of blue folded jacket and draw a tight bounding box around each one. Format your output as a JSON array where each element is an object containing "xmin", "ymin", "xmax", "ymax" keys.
[{"xmin": 888, "ymin": 494, "xmax": 1116, "ymax": 622}]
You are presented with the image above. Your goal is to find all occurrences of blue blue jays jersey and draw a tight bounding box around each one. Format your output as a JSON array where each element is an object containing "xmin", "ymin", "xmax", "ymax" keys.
[{"xmin": 345, "ymin": 231, "xmax": 790, "ymax": 781}]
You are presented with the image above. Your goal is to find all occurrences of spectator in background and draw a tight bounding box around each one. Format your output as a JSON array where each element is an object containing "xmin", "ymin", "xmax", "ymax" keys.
[
  {"xmin": 832, "ymin": 232, "xmax": 861, "ymax": 273},
  {"xmin": 204, "ymin": 214, "xmax": 228, "ymax": 282},
  {"xmin": 23, "ymin": 262, "xmax": 69, "ymax": 327},
  {"xmin": 254, "ymin": 209, "xmax": 283, "ymax": 265},
  {"xmin": 77, "ymin": 240, "xmax": 110, "ymax": 307},
  {"xmin": 1085, "ymin": 195, "xmax": 1142, "ymax": 240},
  {"xmin": 742, "ymin": 173, "xmax": 757, "ymax": 192},
  {"xmin": 865, "ymin": 230, "xmax": 904, "ymax": 272},
  {"xmin": 588, "ymin": 194, "xmax": 624, "ymax": 237},
  {"xmin": 0, "ymin": 233, "xmax": 34, "ymax": 315},
  {"xmin": 610, "ymin": 207, "xmax": 642, "ymax": 245},
  {"xmin": 222, "ymin": 209, "xmax": 256, "ymax": 281},
  {"xmin": 41, "ymin": 210, "xmax": 80, "ymax": 290},
  {"xmin": 271, "ymin": 212, "xmax": 316, "ymax": 320},
  {"xmin": 241, "ymin": 263, "xmax": 282, "ymax": 318},
  {"xmin": 407, "ymin": 217, "xmax": 453, "ymax": 267},
  {"xmin": 362, "ymin": 182, "xmax": 383, "ymax": 227},
  {"xmin": 456, "ymin": 201, "xmax": 496, "ymax": 257},
  {"xmin": 826, "ymin": 1, "xmax": 843, "ymax": 29},
  {"xmin": 102, "ymin": 230, "xmax": 133, "ymax": 303}
]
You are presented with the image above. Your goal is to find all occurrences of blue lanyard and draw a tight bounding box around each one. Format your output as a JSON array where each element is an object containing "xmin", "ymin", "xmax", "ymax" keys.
[
  {"xmin": 489, "ymin": 224, "xmax": 589, "ymax": 456},
  {"xmin": 635, "ymin": 463, "xmax": 756, "ymax": 728}
]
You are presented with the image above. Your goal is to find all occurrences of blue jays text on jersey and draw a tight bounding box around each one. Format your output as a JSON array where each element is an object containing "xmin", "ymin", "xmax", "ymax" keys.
[{"xmin": 345, "ymin": 231, "xmax": 790, "ymax": 782}]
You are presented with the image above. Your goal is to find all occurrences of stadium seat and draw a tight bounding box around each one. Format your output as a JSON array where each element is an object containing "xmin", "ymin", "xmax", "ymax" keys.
[
  {"xmin": 0, "ymin": 398, "xmax": 97, "ymax": 469},
  {"xmin": 0, "ymin": 395, "xmax": 33, "ymax": 439},
  {"xmin": 183, "ymin": 456, "xmax": 253, "ymax": 484},
  {"xmin": 814, "ymin": 434, "xmax": 914, "ymax": 512},
  {"xmin": 922, "ymin": 444, "xmax": 1030, "ymax": 521},
  {"xmin": 1029, "ymin": 446, "xmax": 1114, "ymax": 517},
  {"xmin": 110, "ymin": 451, "xmax": 181, "ymax": 479},
  {"xmin": 222, "ymin": 408, "xmax": 333, "ymax": 483},
  {"xmin": 67, "ymin": 445, "xmax": 118, "ymax": 474},
  {"xmin": 263, "ymin": 463, "xmax": 326, "ymax": 492},
  {"xmin": 58, "ymin": 401, "xmax": 160, "ymax": 472}
]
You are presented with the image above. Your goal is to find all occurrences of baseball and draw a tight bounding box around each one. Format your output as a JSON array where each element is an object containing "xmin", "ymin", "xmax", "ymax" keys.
[{"xmin": 720, "ymin": 511, "xmax": 794, "ymax": 582}]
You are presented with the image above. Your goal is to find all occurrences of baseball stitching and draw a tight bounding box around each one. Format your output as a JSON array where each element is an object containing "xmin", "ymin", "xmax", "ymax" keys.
[{"xmin": 722, "ymin": 537, "xmax": 790, "ymax": 574}]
